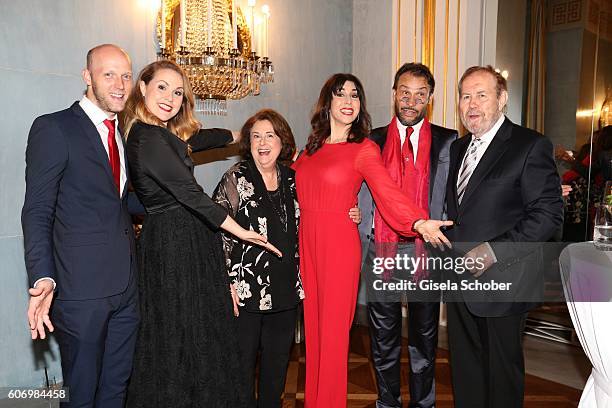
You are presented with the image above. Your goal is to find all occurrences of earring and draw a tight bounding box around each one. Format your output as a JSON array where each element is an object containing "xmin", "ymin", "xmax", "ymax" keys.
[
  {"xmin": 322, "ymin": 109, "xmax": 329, "ymax": 120},
  {"xmin": 356, "ymin": 113, "xmax": 360, "ymax": 122}
]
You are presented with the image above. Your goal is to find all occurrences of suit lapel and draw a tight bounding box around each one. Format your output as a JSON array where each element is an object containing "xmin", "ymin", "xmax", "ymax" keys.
[
  {"xmin": 429, "ymin": 127, "xmax": 441, "ymax": 205},
  {"xmin": 458, "ymin": 118, "xmax": 513, "ymax": 210},
  {"xmin": 372, "ymin": 126, "xmax": 389, "ymax": 150},
  {"xmin": 450, "ymin": 135, "xmax": 470, "ymax": 211},
  {"xmin": 71, "ymin": 103, "xmax": 120, "ymax": 197}
]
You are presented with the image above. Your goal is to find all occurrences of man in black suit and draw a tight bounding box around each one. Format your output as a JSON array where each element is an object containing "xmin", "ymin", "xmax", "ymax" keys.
[
  {"xmin": 22, "ymin": 44, "xmax": 142, "ymax": 407},
  {"xmin": 444, "ymin": 65, "xmax": 563, "ymax": 407},
  {"xmin": 358, "ymin": 63, "xmax": 457, "ymax": 408}
]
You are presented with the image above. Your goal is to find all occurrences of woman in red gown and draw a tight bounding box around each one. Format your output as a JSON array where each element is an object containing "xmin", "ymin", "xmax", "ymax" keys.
[{"xmin": 293, "ymin": 73, "xmax": 452, "ymax": 408}]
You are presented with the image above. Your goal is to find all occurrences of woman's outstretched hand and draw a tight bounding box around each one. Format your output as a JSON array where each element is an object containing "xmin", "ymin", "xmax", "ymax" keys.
[
  {"xmin": 238, "ymin": 229, "xmax": 283, "ymax": 258},
  {"xmin": 413, "ymin": 219, "xmax": 453, "ymax": 250},
  {"xmin": 220, "ymin": 216, "xmax": 283, "ymax": 257}
]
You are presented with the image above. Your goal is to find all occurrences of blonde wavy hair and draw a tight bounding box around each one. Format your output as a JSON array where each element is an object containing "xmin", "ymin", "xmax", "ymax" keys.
[{"xmin": 122, "ymin": 60, "xmax": 200, "ymax": 141}]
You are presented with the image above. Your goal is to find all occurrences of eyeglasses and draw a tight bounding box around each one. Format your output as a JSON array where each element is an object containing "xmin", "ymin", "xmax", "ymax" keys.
[{"xmin": 397, "ymin": 91, "xmax": 429, "ymax": 105}]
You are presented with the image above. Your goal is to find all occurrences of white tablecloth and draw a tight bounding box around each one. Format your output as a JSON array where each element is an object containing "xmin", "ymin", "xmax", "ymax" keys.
[{"xmin": 560, "ymin": 242, "xmax": 612, "ymax": 407}]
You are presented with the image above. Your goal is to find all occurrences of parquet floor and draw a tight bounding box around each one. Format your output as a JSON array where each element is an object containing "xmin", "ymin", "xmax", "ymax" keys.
[{"xmin": 281, "ymin": 324, "xmax": 582, "ymax": 408}]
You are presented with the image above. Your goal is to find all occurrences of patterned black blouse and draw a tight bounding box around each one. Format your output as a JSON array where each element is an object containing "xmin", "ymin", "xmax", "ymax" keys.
[{"xmin": 213, "ymin": 160, "xmax": 304, "ymax": 312}]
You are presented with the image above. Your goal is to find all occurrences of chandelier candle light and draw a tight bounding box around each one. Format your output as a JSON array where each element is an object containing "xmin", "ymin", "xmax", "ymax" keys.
[{"xmin": 157, "ymin": 0, "xmax": 274, "ymax": 115}]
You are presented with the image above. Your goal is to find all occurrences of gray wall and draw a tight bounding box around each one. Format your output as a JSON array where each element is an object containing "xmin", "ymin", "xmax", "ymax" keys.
[
  {"xmin": 0, "ymin": 0, "xmax": 352, "ymax": 387},
  {"xmin": 545, "ymin": 28, "xmax": 583, "ymax": 149},
  {"xmin": 352, "ymin": 0, "xmax": 394, "ymax": 129},
  {"xmin": 545, "ymin": 22, "xmax": 611, "ymax": 150}
]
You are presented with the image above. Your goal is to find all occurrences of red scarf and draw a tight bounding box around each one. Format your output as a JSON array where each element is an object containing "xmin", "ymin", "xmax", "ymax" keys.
[{"xmin": 374, "ymin": 118, "xmax": 431, "ymax": 281}]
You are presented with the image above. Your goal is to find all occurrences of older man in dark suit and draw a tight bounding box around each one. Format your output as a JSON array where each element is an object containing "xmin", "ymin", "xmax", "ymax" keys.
[
  {"xmin": 22, "ymin": 44, "xmax": 142, "ymax": 407},
  {"xmin": 444, "ymin": 65, "xmax": 563, "ymax": 408}
]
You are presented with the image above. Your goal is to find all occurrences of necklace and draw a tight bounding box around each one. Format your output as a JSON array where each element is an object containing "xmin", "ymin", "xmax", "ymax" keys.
[{"xmin": 263, "ymin": 166, "xmax": 288, "ymax": 233}]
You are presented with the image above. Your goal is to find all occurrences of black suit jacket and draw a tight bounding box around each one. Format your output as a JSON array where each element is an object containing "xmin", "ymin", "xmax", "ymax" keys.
[
  {"xmin": 22, "ymin": 102, "xmax": 141, "ymax": 300},
  {"xmin": 445, "ymin": 117, "xmax": 563, "ymax": 317},
  {"xmin": 358, "ymin": 121, "xmax": 458, "ymax": 263}
]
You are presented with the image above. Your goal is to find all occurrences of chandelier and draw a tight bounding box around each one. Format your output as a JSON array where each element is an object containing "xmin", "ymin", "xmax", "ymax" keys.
[{"xmin": 157, "ymin": 0, "xmax": 274, "ymax": 115}]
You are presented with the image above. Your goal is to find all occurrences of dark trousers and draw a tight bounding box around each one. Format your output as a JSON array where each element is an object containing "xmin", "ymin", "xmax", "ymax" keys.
[
  {"xmin": 446, "ymin": 300, "xmax": 527, "ymax": 408},
  {"xmin": 52, "ymin": 270, "xmax": 139, "ymax": 408},
  {"xmin": 237, "ymin": 307, "xmax": 297, "ymax": 408},
  {"xmin": 365, "ymin": 240, "xmax": 439, "ymax": 408}
]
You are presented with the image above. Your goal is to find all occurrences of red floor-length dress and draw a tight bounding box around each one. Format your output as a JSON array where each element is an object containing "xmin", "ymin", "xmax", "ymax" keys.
[{"xmin": 293, "ymin": 139, "xmax": 428, "ymax": 408}]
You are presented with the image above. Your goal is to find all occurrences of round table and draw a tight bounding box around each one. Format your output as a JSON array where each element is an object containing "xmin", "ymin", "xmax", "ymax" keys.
[{"xmin": 560, "ymin": 242, "xmax": 612, "ymax": 407}]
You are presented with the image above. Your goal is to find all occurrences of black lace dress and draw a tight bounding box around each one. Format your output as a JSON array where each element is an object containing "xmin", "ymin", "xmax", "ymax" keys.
[{"xmin": 125, "ymin": 121, "xmax": 245, "ymax": 407}]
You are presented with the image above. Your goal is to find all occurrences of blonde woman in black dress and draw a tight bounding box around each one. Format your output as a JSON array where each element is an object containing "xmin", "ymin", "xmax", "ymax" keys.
[{"xmin": 122, "ymin": 60, "xmax": 279, "ymax": 407}]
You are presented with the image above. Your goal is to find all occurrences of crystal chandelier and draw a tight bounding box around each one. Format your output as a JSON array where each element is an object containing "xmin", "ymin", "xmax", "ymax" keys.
[{"xmin": 157, "ymin": 0, "xmax": 274, "ymax": 115}]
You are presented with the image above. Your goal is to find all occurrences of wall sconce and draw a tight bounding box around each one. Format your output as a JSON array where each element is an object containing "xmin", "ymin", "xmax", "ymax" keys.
[{"xmin": 494, "ymin": 67, "xmax": 509, "ymax": 80}]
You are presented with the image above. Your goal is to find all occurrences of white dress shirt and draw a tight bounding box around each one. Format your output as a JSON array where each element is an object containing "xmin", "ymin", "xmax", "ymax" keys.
[
  {"xmin": 397, "ymin": 116, "xmax": 424, "ymax": 164},
  {"xmin": 456, "ymin": 114, "xmax": 506, "ymax": 190},
  {"xmin": 79, "ymin": 96, "xmax": 127, "ymax": 196}
]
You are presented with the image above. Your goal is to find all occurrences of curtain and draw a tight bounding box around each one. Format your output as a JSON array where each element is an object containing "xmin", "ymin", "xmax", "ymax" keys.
[{"xmin": 525, "ymin": 0, "xmax": 546, "ymax": 134}]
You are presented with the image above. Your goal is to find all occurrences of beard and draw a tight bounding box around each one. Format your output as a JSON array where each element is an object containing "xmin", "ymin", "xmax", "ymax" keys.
[
  {"xmin": 461, "ymin": 111, "xmax": 502, "ymax": 137},
  {"xmin": 394, "ymin": 102, "xmax": 426, "ymax": 127},
  {"xmin": 90, "ymin": 81, "xmax": 126, "ymax": 114}
]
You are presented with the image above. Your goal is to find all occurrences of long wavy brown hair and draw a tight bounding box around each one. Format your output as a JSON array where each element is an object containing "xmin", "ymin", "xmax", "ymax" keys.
[
  {"xmin": 122, "ymin": 60, "xmax": 200, "ymax": 141},
  {"xmin": 305, "ymin": 73, "xmax": 371, "ymax": 155}
]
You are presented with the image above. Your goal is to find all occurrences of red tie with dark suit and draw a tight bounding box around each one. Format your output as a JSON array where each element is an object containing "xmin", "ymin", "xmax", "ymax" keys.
[
  {"xmin": 401, "ymin": 126, "xmax": 415, "ymax": 170},
  {"xmin": 103, "ymin": 119, "xmax": 121, "ymax": 194}
]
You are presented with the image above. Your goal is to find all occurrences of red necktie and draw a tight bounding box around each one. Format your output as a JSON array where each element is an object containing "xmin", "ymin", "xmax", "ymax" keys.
[
  {"xmin": 103, "ymin": 119, "xmax": 121, "ymax": 194},
  {"xmin": 401, "ymin": 126, "xmax": 415, "ymax": 169}
]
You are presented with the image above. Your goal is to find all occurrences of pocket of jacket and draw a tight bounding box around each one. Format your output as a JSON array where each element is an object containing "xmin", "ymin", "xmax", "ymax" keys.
[{"xmin": 63, "ymin": 232, "xmax": 108, "ymax": 247}]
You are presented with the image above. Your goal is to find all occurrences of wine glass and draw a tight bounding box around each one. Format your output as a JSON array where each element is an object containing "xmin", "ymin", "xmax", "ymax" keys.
[{"xmin": 593, "ymin": 203, "xmax": 612, "ymax": 251}]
